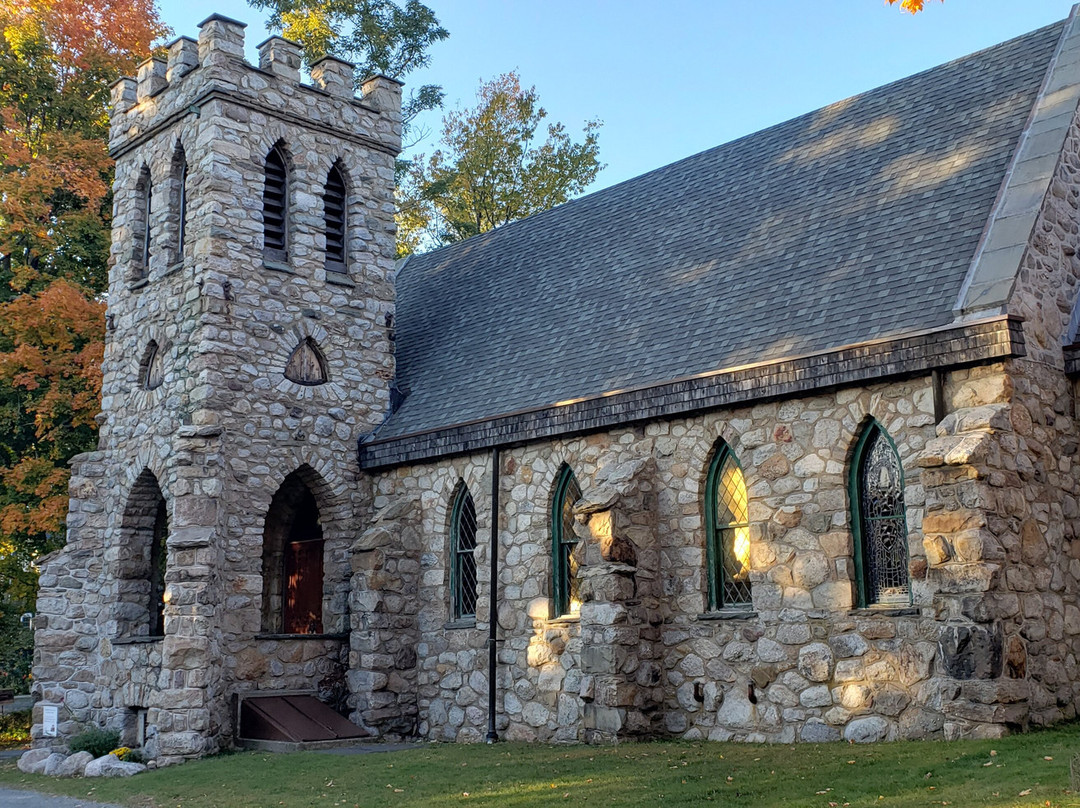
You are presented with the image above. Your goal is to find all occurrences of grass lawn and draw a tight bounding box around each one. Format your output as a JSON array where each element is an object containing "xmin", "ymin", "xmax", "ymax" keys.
[{"xmin": 1, "ymin": 724, "xmax": 1079, "ymax": 807}]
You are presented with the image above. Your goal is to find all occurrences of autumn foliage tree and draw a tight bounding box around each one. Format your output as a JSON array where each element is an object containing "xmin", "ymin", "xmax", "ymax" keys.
[
  {"xmin": 0, "ymin": 0, "xmax": 166, "ymax": 642},
  {"xmin": 398, "ymin": 72, "xmax": 603, "ymax": 253},
  {"xmin": 887, "ymin": 0, "xmax": 941, "ymax": 13}
]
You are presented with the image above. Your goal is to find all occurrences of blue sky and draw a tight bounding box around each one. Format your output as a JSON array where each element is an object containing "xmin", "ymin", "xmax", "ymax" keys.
[{"xmin": 157, "ymin": 0, "xmax": 1072, "ymax": 191}]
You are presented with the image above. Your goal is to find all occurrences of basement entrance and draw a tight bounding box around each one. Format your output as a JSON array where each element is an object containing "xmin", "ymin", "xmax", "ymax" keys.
[{"xmin": 238, "ymin": 694, "xmax": 369, "ymax": 746}]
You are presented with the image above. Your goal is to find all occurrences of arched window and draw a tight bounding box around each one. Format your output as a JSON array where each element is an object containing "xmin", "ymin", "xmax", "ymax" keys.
[
  {"xmin": 167, "ymin": 144, "xmax": 188, "ymax": 266},
  {"xmin": 850, "ymin": 420, "xmax": 910, "ymax": 607},
  {"xmin": 704, "ymin": 442, "xmax": 751, "ymax": 610},
  {"xmin": 551, "ymin": 464, "xmax": 582, "ymax": 618},
  {"xmin": 132, "ymin": 166, "xmax": 153, "ymax": 279},
  {"xmin": 450, "ymin": 484, "xmax": 478, "ymax": 621},
  {"xmin": 263, "ymin": 143, "xmax": 289, "ymax": 263},
  {"xmin": 117, "ymin": 468, "xmax": 168, "ymax": 638},
  {"xmin": 324, "ymin": 162, "xmax": 347, "ymax": 273},
  {"xmin": 149, "ymin": 497, "xmax": 168, "ymax": 636},
  {"xmin": 262, "ymin": 470, "xmax": 324, "ymax": 634},
  {"xmin": 177, "ymin": 152, "xmax": 188, "ymax": 259}
]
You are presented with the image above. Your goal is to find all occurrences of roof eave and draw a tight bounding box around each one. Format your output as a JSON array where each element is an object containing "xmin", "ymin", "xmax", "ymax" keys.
[{"xmin": 358, "ymin": 314, "xmax": 1026, "ymax": 471}]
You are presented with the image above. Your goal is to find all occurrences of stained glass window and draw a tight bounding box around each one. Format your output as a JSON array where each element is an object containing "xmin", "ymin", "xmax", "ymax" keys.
[
  {"xmin": 705, "ymin": 443, "xmax": 752, "ymax": 609},
  {"xmin": 451, "ymin": 485, "xmax": 478, "ymax": 620},
  {"xmin": 551, "ymin": 465, "xmax": 582, "ymax": 617},
  {"xmin": 852, "ymin": 421, "xmax": 910, "ymax": 606}
]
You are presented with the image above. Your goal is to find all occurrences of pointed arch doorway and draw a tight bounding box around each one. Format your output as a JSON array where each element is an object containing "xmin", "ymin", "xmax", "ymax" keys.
[{"xmin": 262, "ymin": 470, "xmax": 325, "ymax": 635}]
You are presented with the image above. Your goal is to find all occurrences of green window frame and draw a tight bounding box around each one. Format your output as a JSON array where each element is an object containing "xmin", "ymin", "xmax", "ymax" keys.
[
  {"xmin": 849, "ymin": 419, "xmax": 910, "ymax": 608},
  {"xmin": 551, "ymin": 464, "xmax": 582, "ymax": 618},
  {"xmin": 704, "ymin": 442, "xmax": 752, "ymax": 610},
  {"xmin": 450, "ymin": 484, "xmax": 478, "ymax": 621}
]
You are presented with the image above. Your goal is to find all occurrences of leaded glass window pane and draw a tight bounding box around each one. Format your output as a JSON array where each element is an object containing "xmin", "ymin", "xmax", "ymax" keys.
[
  {"xmin": 552, "ymin": 467, "xmax": 582, "ymax": 617},
  {"xmin": 856, "ymin": 425, "xmax": 909, "ymax": 605},
  {"xmin": 451, "ymin": 487, "xmax": 478, "ymax": 620},
  {"xmin": 709, "ymin": 448, "xmax": 751, "ymax": 609}
]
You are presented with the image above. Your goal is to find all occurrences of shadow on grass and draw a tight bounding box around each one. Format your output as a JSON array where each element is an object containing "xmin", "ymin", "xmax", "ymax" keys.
[{"xmin": 0, "ymin": 722, "xmax": 1078, "ymax": 807}]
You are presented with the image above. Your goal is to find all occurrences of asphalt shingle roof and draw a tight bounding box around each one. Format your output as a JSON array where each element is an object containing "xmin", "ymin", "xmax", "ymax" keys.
[{"xmin": 383, "ymin": 22, "xmax": 1063, "ymax": 440}]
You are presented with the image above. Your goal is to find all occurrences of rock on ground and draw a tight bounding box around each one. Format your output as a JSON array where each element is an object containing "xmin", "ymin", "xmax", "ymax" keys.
[{"xmin": 16, "ymin": 748, "xmax": 51, "ymax": 774}]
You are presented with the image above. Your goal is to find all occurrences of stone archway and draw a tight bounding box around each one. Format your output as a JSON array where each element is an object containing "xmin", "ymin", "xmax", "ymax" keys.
[{"xmin": 262, "ymin": 469, "xmax": 325, "ymax": 634}]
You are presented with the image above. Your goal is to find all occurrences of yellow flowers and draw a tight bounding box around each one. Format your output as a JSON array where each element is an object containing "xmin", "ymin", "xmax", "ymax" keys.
[{"xmin": 109, "ymin": 746, "xmax": 132, "ymax": 760}]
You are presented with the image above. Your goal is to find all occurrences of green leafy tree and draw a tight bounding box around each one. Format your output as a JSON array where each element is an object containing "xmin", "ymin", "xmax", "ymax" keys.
[
  {"xmin": 399, "ymin": 71, "xmax": 603, "ymax": 253},
  {"xmin": 246, "ymin": 0, "xmax": 448, "ymax": 131}
]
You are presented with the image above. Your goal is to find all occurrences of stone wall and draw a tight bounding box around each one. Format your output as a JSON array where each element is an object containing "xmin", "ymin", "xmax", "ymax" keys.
[{"xmin": 368, "ymin": 377, "xmax": 967, "ymax": 743}]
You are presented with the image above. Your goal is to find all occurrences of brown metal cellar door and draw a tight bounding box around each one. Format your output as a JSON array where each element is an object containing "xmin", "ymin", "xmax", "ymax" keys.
[{"xmin": 239, "ymin": 695, "xmax": 369, "ymax": 742}]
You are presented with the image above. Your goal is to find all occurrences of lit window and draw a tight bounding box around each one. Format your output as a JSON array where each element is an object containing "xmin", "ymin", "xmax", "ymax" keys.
[
  {"xmin": 705, "ymin": 442, "xmax": 751, "ymax": 610},
  {"xmin": 551, "ymin": 464, "xmax": 582, "ymax": 617}
]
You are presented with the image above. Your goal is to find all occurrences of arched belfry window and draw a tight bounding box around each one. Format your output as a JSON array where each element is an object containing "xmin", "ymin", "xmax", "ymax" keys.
[
  {"xmin": 263, "ymin": 143, "xmax": 289, "ymax": 263},
  {"xmin": 117, "ymin": 468, "xmax": 168, "ymax": 638},
  {"xmin": 262, "ymin": 470, "xmax": 324, "ymax": 634},
  {"xmin": 324, "ymin": 162, "xmax": 347, "ymax": 273},
  {"xmin": 850, "ymin": 420, "xmax": 910, "ymax": 607},
  {"xmin": 132, "ymin": 166, "xmax": 153, "ymax": 278},
  {"xmin": 450, "ymin": 483, "xmax": 478, "ymax": 621},
  {"xmin": 168, "ymin": 143, "xmax": 188, "ymax": 264},
  {"xmin": 705, "ymin": 441, "xmax": 752, "ymax": 610},
  {"xmin": 284, "ymin": 337, "xmax": 328, "ymax": 385},
  {"xmin": 551, "ymin": 464, "xmax": 582, "ymax": 618}
]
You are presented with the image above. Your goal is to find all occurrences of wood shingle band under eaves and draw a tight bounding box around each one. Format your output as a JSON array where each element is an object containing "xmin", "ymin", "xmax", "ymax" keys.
[{"xmin": 358, "ymin": 316, "xmax": 1024, "ymax": 470}]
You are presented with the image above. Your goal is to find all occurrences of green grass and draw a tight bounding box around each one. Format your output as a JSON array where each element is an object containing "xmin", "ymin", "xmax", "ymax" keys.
[{"xmin": 1, "ymin": 724, "xmax": 1079, "ymax": 807}]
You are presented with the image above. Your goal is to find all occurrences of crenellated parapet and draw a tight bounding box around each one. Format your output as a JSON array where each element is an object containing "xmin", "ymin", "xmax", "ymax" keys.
[{"xmin": 108, "ymin": 14, "xmax": 402, "ymax": 159}]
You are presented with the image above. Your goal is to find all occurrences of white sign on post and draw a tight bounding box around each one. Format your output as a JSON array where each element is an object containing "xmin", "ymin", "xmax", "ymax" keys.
[{"xmin": 42, "ymin": 705, "xmax": 58, "ymax": 737}]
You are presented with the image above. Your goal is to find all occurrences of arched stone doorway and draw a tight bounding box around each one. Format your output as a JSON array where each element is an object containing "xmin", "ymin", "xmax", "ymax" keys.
[{"xmin": 262, "ymin": 470, "xmax": 325, "ymax": 634}]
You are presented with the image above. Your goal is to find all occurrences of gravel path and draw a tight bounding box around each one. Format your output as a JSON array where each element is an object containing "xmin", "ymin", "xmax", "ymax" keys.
[{"xmin": 0, "ymin": 787, "xmax": 124, "ymax": 807}]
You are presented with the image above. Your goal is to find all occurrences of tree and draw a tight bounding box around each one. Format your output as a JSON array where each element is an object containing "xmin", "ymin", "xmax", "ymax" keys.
[
  {"xmin": 398, "ymin": 72, "xmax": 603, "ymax": 253},
  {"xmin": 247, "ymin": 0, "xmax": 449, "ymax": 132},
  {"xmin": 887, "ymin": 0, "xmax": 941, "ymax": 13},
  {"xmin": 0, "ymin": 0, "xmax": 166, "ymax": 630}
]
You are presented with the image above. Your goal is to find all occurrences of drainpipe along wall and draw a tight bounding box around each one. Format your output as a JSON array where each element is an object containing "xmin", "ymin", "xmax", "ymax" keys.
[{"xmin": 486, "ymin": 445, "xmax": 500, "ymax": 743}]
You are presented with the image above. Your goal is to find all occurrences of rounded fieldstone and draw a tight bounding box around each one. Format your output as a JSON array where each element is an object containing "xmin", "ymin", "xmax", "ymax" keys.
[
  {"xmin": 798, "ymin": 643, "xmax": 833, "ymax": 683},
  {"xmin": 17, "ymin": 748, "xmax": 52, "ymax": 774},
  {"xmin": 830, "ymin": 633, "xmax": 869, "ymax": 658},
  {"xmin": 844, "ymin": 716, "xmax": 891, "ymax": 743},
  {"xmin": 800, "ymin": 719, "xmax": 840, "ymax": 742}
]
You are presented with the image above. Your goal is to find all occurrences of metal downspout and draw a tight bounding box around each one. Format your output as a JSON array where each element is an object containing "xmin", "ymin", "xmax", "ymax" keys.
[{"xmin": 486, "ymin": 445, "xmax": 500, "ymax": 743}]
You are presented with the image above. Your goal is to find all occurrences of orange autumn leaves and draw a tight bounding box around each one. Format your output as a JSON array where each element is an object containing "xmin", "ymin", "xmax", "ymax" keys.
[
  {"xmin": 0, "ymin": 0, "xmax": 165, "ymax": 566},
  {"xmin": 887, "ymin": 0, "xmax": 940, "ymax": 13},
  {"xmin": 0, "ymin": 282, "xmax": 105, "ymax": 540}
]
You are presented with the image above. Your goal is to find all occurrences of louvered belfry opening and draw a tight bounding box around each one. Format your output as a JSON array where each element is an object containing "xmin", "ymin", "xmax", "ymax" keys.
[
  {"xmin": 324, "ymin": 163, "xmax": 347, "ymax": 272},
  {"xmin": 263, "ymin": 144, "xmax": 289, "ymax": 262}
]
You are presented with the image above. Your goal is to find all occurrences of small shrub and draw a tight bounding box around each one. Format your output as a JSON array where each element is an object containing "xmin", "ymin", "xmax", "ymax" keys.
[
  {"xmin": 124, "ymin": 748, "xmax": 146, "ymax": 764},
  {"xmin": 68, "ymin": 726, "xmax": 121, "ymax": 758},
  {"xmin": 0, "ymin": 709, "xmax": 31, "ymax": 748}
]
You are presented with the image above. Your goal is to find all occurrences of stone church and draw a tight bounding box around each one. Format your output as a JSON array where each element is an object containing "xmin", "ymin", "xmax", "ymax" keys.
[{"xmin": 29, "ymin": 8, "xmax": 1080, "ymax": 762}]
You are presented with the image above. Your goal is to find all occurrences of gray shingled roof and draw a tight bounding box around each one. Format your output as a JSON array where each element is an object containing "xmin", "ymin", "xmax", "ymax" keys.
[{"xmin": 382, "ymin": 22, "xmax": 1062, "ymax": 440}]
